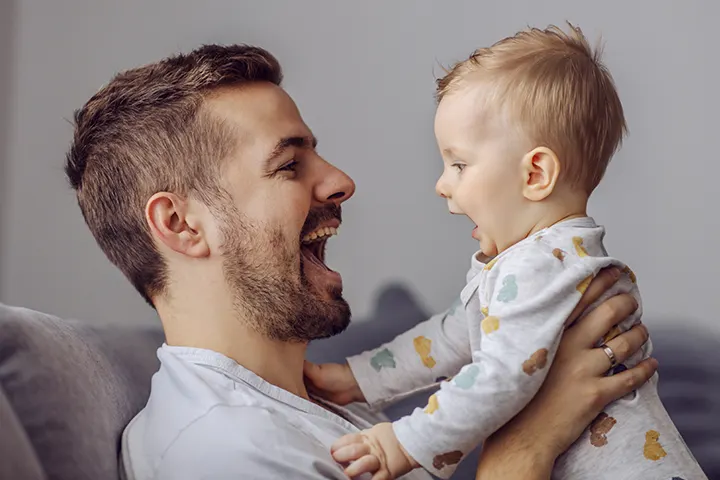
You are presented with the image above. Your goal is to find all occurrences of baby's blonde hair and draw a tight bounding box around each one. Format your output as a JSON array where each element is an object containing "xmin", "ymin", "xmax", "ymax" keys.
[{"xmin": 436, "ymin": 23, "xmax": 627, "ymax": 194}]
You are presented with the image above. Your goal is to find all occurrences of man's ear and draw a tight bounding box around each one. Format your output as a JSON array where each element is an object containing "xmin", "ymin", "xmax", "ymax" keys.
[
  {"xmin": 520, "ymin": 147, "xmax": 561, "ymax": 202},
  {"xmin": 145, "ymin": 192, "xmax": 210, "ymax": 258}
]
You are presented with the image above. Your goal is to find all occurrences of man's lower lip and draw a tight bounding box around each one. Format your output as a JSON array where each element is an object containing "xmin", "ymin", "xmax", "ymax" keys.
[
  {"xmin": 300, "ymin": 247, "xmax": 343, "ymax": 287},
  {"xmin": 312, "ymin": 265, "xmax": 343, "ymax": 289},
  {"xmin": 324, "ymin": 269, "xmax": 342, "ymax": 284},
  {"xmin": 472, "ymin": 226, "xmax": 479, "ymax": 239}
]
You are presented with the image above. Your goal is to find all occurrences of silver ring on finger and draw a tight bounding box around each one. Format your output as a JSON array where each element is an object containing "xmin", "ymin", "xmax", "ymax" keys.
[{"xmin": 600, "ymin": 344, "xmax": 618, "ymax": 368}]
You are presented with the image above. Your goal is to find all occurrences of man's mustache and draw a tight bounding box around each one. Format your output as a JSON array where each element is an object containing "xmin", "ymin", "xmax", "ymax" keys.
[{"xmin": 300, "ymin": 204, "xmax": 342, "ymax": 239}]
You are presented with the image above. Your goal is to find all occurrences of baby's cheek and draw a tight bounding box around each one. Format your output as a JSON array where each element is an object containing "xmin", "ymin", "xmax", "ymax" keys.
[{"xmin": 456, "ymin": 196, "xmax": 487, "ymax": 230}]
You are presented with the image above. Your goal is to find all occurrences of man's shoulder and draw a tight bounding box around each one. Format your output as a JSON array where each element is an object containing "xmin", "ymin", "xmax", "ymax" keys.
[
  {"xmin": 120, "ymin": 350, "xmax": 349, "ymax": 479},
  {"xmin": 155, "ymin": 404, "xmax": 347, "ymax": 479},
  {"xmin": 121, "ymin": 390, "xmax": 280, "ymax": 477},
  {"xmin": 121, "ymin": 404, "xmax": 266, "ymax": 479},
  {"xmin": 121, "ymin": 348, "xmax": 324, "ymax": 479},
  {"xmin": 173, "ymin": 402, "xmax": 307, "ymax": 443}
]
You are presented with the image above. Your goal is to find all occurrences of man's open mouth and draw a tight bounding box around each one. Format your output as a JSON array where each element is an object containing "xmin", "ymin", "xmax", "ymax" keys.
[{"xmin": 300, "ymin": 226, "xmax": 338, "ymax": 271}]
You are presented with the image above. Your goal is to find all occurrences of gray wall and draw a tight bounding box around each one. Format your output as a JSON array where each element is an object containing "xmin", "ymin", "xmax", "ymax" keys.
[
  {"xmin": 1, "ymin": 0, "xmax": 719, "ymax": 332},
  {"xmin": 0, "ymin": 0, "xmax": 15, "ymax": 293}
]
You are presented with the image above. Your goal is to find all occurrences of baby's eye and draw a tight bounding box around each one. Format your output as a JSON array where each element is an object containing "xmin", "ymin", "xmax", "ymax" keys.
[{"xmin": 452, "ymin": 163, "xmax": 465, "ymax": 172}]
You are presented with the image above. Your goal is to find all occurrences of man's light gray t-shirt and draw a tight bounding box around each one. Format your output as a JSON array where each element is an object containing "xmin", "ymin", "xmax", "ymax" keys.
[{"xmin": 120, "ymin": 345, "xmax": 432, "ymax": 480}]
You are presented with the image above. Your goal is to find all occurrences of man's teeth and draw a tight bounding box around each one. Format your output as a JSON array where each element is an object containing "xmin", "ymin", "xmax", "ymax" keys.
[{"xmin": 302, "ymin": 226, "xmax": 338, "ymax": 243}]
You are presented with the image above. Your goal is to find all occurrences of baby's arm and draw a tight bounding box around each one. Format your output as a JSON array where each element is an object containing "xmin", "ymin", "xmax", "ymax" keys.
[
  {"xmin": 346, "ymin": 297, "xmax": 472, "ymax": 409},
  {"xmin": 391, "ymin": 246, "xmax": 600, "ymax": 478}
]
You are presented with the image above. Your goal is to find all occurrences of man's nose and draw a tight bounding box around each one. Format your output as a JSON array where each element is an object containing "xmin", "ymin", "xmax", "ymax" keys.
[{"xmin": 315, "ymin": 160, "xmax": 356, "ymax": 205}]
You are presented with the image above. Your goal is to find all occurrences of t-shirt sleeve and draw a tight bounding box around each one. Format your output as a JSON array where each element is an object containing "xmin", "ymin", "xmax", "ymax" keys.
[{"xmin": 156, "ymin": 405, "xmax": 350, "ymax": 480}]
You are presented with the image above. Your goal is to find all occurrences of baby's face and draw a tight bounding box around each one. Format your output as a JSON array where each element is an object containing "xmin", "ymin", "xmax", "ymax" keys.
[{"xmin": 434, "ymin": 87, "xmax": 529, "ymax": 257}]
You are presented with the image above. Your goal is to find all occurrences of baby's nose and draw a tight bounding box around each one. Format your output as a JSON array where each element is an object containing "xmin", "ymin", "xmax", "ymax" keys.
[{"xmin": 435, "ymin": 177, "xmax": 450, "ymax": 198}]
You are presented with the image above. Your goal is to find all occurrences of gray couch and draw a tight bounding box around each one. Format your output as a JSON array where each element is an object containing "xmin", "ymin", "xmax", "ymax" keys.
[{"xmin": 1, "ymin": 285, "xmax": 718, "ymax": 479}]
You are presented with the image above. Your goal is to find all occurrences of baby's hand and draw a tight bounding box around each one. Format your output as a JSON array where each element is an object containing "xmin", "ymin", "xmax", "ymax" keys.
[
  {"xmin": 331, "ymin": 423, "xmax": 418, "ymax": 480},
  {"xmin": 303, "ymin": 360, "xmax": 365, "ymax": 405}
]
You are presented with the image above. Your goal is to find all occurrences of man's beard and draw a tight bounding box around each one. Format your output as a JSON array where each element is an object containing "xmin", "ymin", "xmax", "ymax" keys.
[{"xmin": 218, "ymin": 205, "xmax": 351, "ymax": 342}]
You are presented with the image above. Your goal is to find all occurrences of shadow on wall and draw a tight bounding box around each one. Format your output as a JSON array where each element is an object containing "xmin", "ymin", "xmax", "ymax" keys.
[{"xmin": 0, "ymin": 0, "xmax": 17, "ymax": 295}]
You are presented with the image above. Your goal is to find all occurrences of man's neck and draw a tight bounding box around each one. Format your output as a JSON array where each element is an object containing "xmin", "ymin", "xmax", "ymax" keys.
[{"xmin": 158, "ymin": 301, "xmax": 311, "ymax": 400}]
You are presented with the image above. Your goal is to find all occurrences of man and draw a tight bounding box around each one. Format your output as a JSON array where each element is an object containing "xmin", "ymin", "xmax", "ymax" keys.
[{"xmin": 65, "ymin": 45, "xmax": 655, "ymax": 479}]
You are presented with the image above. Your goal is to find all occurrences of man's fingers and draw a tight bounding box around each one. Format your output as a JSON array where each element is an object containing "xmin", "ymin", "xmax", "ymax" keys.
[
  {"xmin": 599, "ymin": 323, "xmax": 649, "ymax": 369},
  {"xmin": 599, "ymin": 358, "xmax": 658, "ymax": 404},
  {"xmin": 567, "ymin": 293, "xmax": 638, "ymax": 347},
  {"xmin": 344, "ymin": 454, "xmax": 380, "ymax": 478},
  {"xmin": 567, "ymin": 267, "xmax": 621, "ymax": 325}
]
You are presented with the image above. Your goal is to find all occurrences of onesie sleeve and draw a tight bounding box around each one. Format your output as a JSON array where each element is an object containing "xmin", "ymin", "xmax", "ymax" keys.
[{"xmin": 347, "ymin": 295, "xmax": 472, "ymax": 410}]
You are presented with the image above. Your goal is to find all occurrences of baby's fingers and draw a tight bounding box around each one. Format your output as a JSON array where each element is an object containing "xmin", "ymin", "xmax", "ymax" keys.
[
  {"xmin": 333, "ymin": 440, "xmax": 370, "ymax": 463},
  {"xmin": 331, "ymin": 433, "xmax": 364, "ymax": 453},
  {"xmin": 303, "ymin": 360, "xmax": 320, "ymax": 379},
  {"xmin": 345, "ymin": 454, "xmax": 381, "ymax": 478}
]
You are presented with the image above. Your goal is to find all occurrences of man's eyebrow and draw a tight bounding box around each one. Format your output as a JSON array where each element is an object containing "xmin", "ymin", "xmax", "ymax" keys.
[{"xmin": 265, "ymin": 135, "xmax": 318, "ymax": 167}]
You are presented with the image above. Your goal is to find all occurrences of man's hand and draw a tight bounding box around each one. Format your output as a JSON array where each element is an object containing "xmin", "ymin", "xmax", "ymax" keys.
[
  {"xmin": 303, "ymin": 361, "xmax": 366, "ymax": 405},
  {"xmin": 331, "ymin": 422, "xmax": 418, "ymax": 480}
]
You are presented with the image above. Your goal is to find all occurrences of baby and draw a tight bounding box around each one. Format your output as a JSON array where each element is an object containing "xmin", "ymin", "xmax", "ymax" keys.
[{"xmin": 305, "ymin": 24, "xmax": 706, "ymax": 479}]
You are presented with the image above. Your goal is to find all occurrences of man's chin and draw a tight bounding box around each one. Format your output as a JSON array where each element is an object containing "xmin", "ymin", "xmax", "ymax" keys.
[
  {"xmin": 302, "ymin": 293, "xmax": 352, "ymax": 341},
  {"xmin": 306, "ymin": 323, "xmax": 350, "ymax": 341}
]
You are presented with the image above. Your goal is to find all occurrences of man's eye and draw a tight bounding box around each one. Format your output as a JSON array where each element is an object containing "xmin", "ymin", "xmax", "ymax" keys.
[
  {"xmin": 278, "ymin": 160, "xmax": 298, "ymax": 172},
  {"xmin": 452, "ymin": 163, "xmax": 465, "ymax": 172}
]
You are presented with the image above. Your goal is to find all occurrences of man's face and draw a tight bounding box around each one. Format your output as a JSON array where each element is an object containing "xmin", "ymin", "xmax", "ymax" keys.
[{"xmin": 204, "ymin": 83, "xmax": 355, "ymax": 341}]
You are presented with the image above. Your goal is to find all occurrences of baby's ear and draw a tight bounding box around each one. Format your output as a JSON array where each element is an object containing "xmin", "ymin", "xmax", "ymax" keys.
[{"xmin": 520, "ymin": 147, "xmax": 560, "ymax": 201}]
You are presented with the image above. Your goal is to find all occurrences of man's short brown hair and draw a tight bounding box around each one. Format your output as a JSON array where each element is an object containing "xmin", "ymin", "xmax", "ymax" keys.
[
  {"xmin": 65, "ymin": 45, "xmax": 282, "ymax": 306},
  {"xmin": 436, "ymin": 23, "xmax": 627, "ymax": 194}
]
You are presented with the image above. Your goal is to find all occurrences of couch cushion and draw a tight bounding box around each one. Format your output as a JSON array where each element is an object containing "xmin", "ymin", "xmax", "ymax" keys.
[
  {"xmin": 652, "ymin": 326, "xmax": 720, "ymax": 478},
  {"xmin": 0, "ymin": 303, "xmax": 164, "ymax": 480},
  {"xmin": 0, "ymin": 384, "xmax": 46, "ymax": 480}
]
